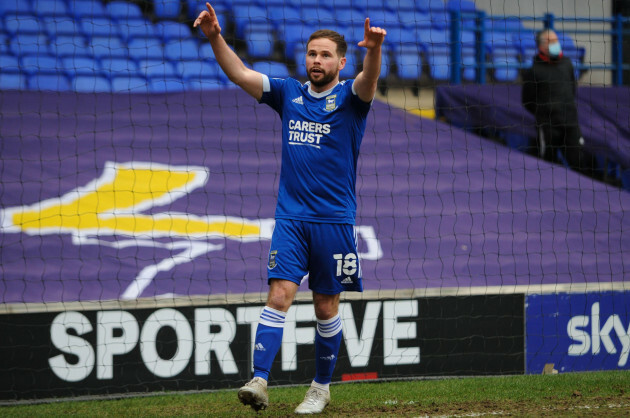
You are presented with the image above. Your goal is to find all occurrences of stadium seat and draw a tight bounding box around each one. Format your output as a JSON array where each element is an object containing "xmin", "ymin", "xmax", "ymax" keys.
[
  {"xmin": 80, "ymin": 17, "xmax": 122, "ymax": 40},
  {"xmin": 425, "ymin": 45, "xmax": 451, "ymax": 80},
  {"xmin": 87, "ymin": 36, "xmax": 128, "ymax": 59},
  {"xmin": 32, "ymin": 0, "xmax": 70, "ymax": 17},
  {"xmin": 252, "ymin": 61, "xmax": 290, "ymax": 78},
  {"xmin": 176, "ymin": 61, "xmax": 222, "ymax": 81},
  {"xmin": 9, "ymin": 34, "xmax": 50, "ymax": 56},
  {"xmin": 154, "ymin": 21, "xmax": 192, "ymax": 42},
  {"xmin": 269, "ymin": 4, "xmax": 301, "ymax": 28},
  {"xmin": 118, "ymin": 19, "xmax": 157, "ymax": 42},
  {"xmin": 111, "ymin": 75, "xmax": 148, "ymax": 92},
  {"xmin": 245, "ymin": 23, "xmax": 276, "ymax": 59},
  {"xmin": 198, "ymin": 43, "xmax": 217, "ymax": 61},
  {"xmin": 106, "ymin": 1, "xmax": 144, "ymax": 21},
  {"xmin": 128, "ymin": 38, "xmax": 165, "ymax": 61},
  {"xmin": 61, "ymin": 56, "xmax": 102, "ymax": 77},
  {"xmin": 415, "ymin": 0, "xmax": 445, "ymax": 13},
  {"xmin": 185, "ymin": 77, "xmax": 224, "ymax": 90},
  {"xmin": 394, "ymin": 45, "xmax": 424, "ymax": 82},
  {"xmin": 417, "ymin": 28, "xmax": 449, "ymax": 50},
  {"xmin": 49, "ymin": 35, "xmax": 89, "ymax": 57},
  {"xmin": 336, "ymin": 8, "xmax": 365, "ymax": 28},
  {"xmin": 340, "ymin": 47, "xmax": 358, "ymax": 78},
  {"xmin": 28, "ymin": 73, "xmax": 71, "ymax": 91},
  {"xmin": 446, "ymin": 0, "xmax": 476, "ymax": 12},
  {"xmin": 20, "ymin": 54, "xmax": 60, "ymax": 75},
  {"xmin": 67, "ymin": 0, "xmax": 108, "ymax": 19},
  {"xmin": 73, "ymin": 75, "xmax": 112, "ymax": 92},
  {"xmin": 0, "ymin": 73, "xmax": 28, "ymax": 90},
  {"xmin": 0, "ymin": 54, "xmax": 21, "ymax": 73},
  {"xmin": 100, "ymin": 57, "xmax": 140, "ymax": 77},
  {"xmin": 3, "ymin": 14, "xmax": 41, "ymax": 35},
  {"xmin": 281, "ymin": 22, "xmax": 315, "ymax": 61},
  {"xmin": 153, "ymin": 0, "xmax": 183, "ymax": 20},
  {"xmin": 0, "ymin": 34, "xmax": 9, "ymax": 55},
  {"xmin": 233, "ymin": 4, "xmax": 268, "ymax": 39},
  {"xmin": 148, "ymin": 78, "xmax": 185, "ymax": 92},
  {"xmin": 164, "ymin": 39, "xmax": 200, "ymax": 61},
  {"xmin": 43, "ymin": 17, "xmax": 83, "ymax": 39},
  {"xmin": 492, "ymin": 48, "xmax": 520, "ymax": 82},
  {"xmin": 300, "ymin": 7, "xmax": 335, "ymax": 26},
  {"xmin": 386, "ymin": 26, "xmax": 420, "ymax": 50},
  {"xmin": 0, "ymin": 0, "xmax": 33, "ymax": 15},
  {"xmin": 138, "ymin": 59, "xmax": 179, "ymax": 79}
]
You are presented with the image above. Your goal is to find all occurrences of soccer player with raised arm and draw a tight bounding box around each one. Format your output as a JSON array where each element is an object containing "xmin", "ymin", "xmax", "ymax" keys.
[{"xmin": 195, "ymin": 3, "xmax": 386, "ymax": 414}]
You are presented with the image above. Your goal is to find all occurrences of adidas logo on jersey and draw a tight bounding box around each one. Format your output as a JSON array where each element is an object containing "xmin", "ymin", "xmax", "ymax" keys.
[
  {"xmin": 292, "ymin": 96, "xmax": 304, "ymax": 105},
  {"xmin": 255, "ymin": 343, "xmax": 266, "ymax": 351},
  {"xmin": 341, "ymin": 277, "xmax": 353, "ymax": 284}
]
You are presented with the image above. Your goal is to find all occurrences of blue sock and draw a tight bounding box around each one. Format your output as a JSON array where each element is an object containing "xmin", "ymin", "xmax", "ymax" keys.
[
  {"xmin": 253, "ymin": 306, "xmax": 286, "ymax": 380},
  {"xmin": 314, "ymin": 313, "xmax": 342, "ymax": 385}
]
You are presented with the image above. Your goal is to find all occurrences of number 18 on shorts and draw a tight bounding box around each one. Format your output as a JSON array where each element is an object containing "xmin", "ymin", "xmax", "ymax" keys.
[{"xmin": 267, "ymin": 219, "xmax": 363, "ymax": 294}]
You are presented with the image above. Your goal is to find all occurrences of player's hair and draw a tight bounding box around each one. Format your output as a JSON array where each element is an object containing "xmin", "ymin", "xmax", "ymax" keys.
[{"xmin": 307, "ymin": 29, "xmax": 348, "ymax": 57}]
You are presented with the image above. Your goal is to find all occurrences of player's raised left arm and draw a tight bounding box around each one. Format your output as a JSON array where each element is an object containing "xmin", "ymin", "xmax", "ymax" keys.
[{"xmin": 354, "ymin": 18, "xmax": 386, "ymax": 103}]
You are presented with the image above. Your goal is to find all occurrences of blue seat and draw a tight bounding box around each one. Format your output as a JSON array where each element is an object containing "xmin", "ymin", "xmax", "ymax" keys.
[
  {"xmin": 199, "ymin": 43, "xmax": 217, "ymax": 61},
  {"xmin": 106, "ymin": 1, "xmax": 144, "ymax": 21},
  {"xmin": 80, "ymin": 17, "xmax": 122, "ymax": 40},
  {"xmin": 340, "ymin": 47, "xmax": 358, "ymax": 78},
  {"xmin": 245, "ymin": 23, "xmax": 276, "ymax": 59},
  {"xmin": 3, "ymin": 14, "xmax": 41, "ymax": 35},
  {"xmin": 446, "ymin": 0, "xmax": 476, "ymax": 12},
  {"xmin": 49, "ymin": 34, "xmax": 89, "ymax": 57},
  {"xmin": 380, "ymin": 47, "xmax": 391, "ymax": 79},
  {"xmin": 386, "ymin": 26, "xmax": 419, "ymax": 49},
  {"xmin": 118, "ymin": 18, "xmax": 157, "ymax": 42},
  {"xmin": 73, "ymin": 75, "xmax": 111, "ymax": 92},
  {"xmin": 154, "ymin": 21, "xmax": 191, "ymax": 42},
  {"xmin": 299, "ymin": 7, "xmax": 335, "ymax": 26},
  {"xmin": 68, "ymin": 0, "xmax": 108, "ymax": 18},
  {"xmin": 0, "ymin": 73, "xmax": 28, "ymax": 90},
  {"xmin": 176, "ymin": 61, "xmax": 222, "ymax": 80},
  {"xmin": 233, "ymin": 4, "xmax": 268, "ymax": 39},
  {"xmin": 29, "ymin": 73, "xmax": 71, "ymax": 91},
  {"xmin": 128, "ymin": 38, "xmax": 165, "ymax": 60},
  {"xmin": 425, "ymin": 45, "xmax": 450, "ymax": 80},
  {"xmin": 61, "ymin": 56, "xmax": 102, "ymax": 76},
  {"xmin": 417, "ymin": 28, "xmax": 449, "ymax": 49},
  {"xmin": 87, "ymin": 36, "xmax": 128, "ymax": 59},
  {"xmin": 148, "ymin": 77, "xmax": 185, "ymax": 92},
  {"xmin": 394, "ymin": 45, "xmax": 424, "ymax": 81},
  {"xmin": 164, "ymin": 39, "xmax": 200, "ymax": 61},
  {"xmin": 185, "ymin": 77, "xmax": 224, "ymax": 90},
  {"xmin": 153, "ymin": 0, "xmax": 182, "ymax": 20},
  {"xmin": 191, "ymin": 2, "xmax": 231, "ymax": 32},
  {"xmin": 492, "ymin": 47, "xmax": 520, "ymax": 82},
  {"xmin": 280, "ymin": 22, "xmax": 315, "ymax": 61},
  {"xmin": 138, "ymin": 59, "xmax": 179, "ymax": 78},
  {"xmin": 20, "ymin": 54, "xmax": 60, "ymax": 75},
  {"xmin": 32, "ymin": 0, "xmax": 70, "ymax": 17},
  {"xmin": 43, "ymin": 17, "xmax": 83, "ymax": 38},
  {"xmin": 252, "ymin": 61, "xmax": 290, "ymax": 78},
  {"xmin": 336, "ymin": 8, "xmax": 364, "ymax": 28},
  {"xmin": 9, "ymin": 34, "xmax": 50, "ymax": 56},
  {"xmin": 100, "ymin": 57, "xmax": 140, "ymax": 77},
  {"xmin": 0, "ymin": 0, "xmax": 33, "ymax": 15},
  {"xmin": 269, "ymin": 4, "xmax": 301, "ymax": 28},
  {"xmin": 0, "ymin": 54, "xmax": 21, "ymax": 73},
  {"xmin": 111, "ymin": 75, "xmax": 148, "ymax": 92}
]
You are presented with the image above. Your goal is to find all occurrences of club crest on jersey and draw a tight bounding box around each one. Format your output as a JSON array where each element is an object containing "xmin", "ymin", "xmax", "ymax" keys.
[
  {"xmin": 325, "ymin": 95, "xmax": 337, "ymax": 111},
  {"xmin": 268, "ymin": 250, "xmax": 278, "ymax": 269}
]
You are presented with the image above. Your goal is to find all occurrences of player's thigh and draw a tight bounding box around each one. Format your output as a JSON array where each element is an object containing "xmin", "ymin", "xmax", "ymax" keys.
[
  {"xmin": 267, "ymin": 219, "xmax": 309, "ymax": 286},
  {"xmin": 307, "ymin": 223, "xmax": 362, "ymax": 294}
]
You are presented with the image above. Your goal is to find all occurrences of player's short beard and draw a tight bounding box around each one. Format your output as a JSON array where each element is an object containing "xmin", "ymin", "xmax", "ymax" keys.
[{"xmin": 308, "ymin": 67, "xmax": 338, "ymax": 88}]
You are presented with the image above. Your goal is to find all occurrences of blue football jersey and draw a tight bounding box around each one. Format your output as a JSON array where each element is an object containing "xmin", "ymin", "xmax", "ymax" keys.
[{"xmin": 259, "ymin": 75, "xmax": 371, "ymax": 224}]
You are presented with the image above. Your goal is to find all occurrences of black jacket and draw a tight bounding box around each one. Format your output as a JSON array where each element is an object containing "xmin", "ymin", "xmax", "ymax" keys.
[{"xmin": 521, "ymin": 54, "xmax": 579, "ymax": 126}]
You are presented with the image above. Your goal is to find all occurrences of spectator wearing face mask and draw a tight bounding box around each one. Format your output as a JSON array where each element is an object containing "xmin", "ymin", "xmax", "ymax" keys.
[{"xmin": 521, "ymin": 29, "xmax": 597, "ymax": 178}]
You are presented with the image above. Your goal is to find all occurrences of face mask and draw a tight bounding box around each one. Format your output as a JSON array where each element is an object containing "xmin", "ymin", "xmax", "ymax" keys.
[{"xmin": 548, "ymin": 42, "xmax": 562, "ymax": 57}]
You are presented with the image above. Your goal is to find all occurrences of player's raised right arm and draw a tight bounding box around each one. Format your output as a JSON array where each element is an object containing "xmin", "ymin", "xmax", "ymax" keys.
[{"xmin": 194, "ymin": 2, "xmax": 263, "ymax": 100}]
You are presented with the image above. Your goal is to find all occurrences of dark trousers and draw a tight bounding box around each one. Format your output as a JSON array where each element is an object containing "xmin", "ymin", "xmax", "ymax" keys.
[{"xmin": 537, "ymin": 122, "xmax": 598, "ymax": 178}]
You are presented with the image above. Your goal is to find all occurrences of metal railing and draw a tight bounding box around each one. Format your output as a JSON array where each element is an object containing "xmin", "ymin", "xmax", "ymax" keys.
[{"xmin": 447, "ymin": 11, "xmax": 630, "ymax": 85}]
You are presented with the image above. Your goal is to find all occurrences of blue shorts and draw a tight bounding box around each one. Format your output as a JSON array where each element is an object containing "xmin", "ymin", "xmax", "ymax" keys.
[{"xmin": 267, "ymin": 219, "xmax": 363, "ymax": 294}]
